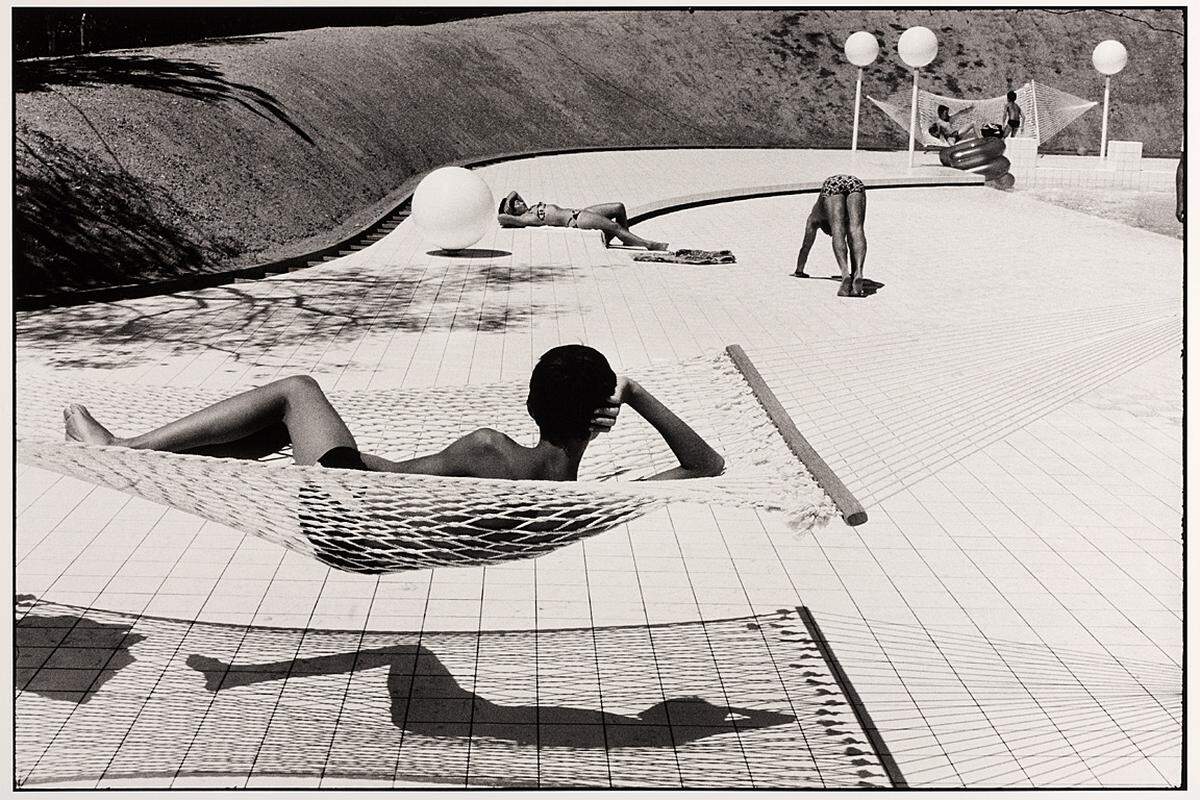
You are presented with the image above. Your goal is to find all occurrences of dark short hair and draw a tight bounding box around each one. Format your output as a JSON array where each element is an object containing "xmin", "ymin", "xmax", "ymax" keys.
[
  {"xmin": 527, "ymin": 345, "xmax": 617, "ymax": 443},
  {"xmin": 937, "ymin": 104, "xmax": 949, "ymax": 115},
  {"xmin": 1007, "ymin": 91, "xmax": 1017, "ymax": 102}
]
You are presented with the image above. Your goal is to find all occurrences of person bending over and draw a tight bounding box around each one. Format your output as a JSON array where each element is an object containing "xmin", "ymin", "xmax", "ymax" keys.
[
  {"xmin": 928, "ymin": 103, "xmax": 977, "ymax": 145},
  {"xmin": 498, "ymin": 192, "xmax": 669, "ymax": 251},
  {"xmin": 792, "ymin": 175, "xmax": 868, "ymax": 298},
  {"xmin": 63, "ymin": 345, "xmax": 724, "ymax": 483}
]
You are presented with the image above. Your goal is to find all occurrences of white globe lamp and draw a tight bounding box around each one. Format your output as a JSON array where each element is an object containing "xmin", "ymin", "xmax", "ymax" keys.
[
  {"xmin": 844, "ymin": 32, "xmax": 879, "ymax": 155},
  {"xmin": 1092, "ymin": 40, "xmax": 1128, "ymax": 159},
  {"xmin": 845, "ymin": 31, "xmax": 879, "ymax": 67},
  {"xmin": 898, "ymin": 26, "xmax": 938, "ymax": 68},
  {"xmin": 898, "ymin": 26, "xmax": 939, "ymax": 167},
  {"xmin": 1092, "ymin": 39, "xmax": 1128, "ymax": 75},
  {"xmin": 410, "ymin": 166, "xmax": 495, "ymax": 252}
]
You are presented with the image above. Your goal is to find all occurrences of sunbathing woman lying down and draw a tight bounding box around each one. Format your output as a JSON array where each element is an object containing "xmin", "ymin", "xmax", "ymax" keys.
[{"xmin": 498, "ymin": 192, "xmax": 668, "ymax": 251}]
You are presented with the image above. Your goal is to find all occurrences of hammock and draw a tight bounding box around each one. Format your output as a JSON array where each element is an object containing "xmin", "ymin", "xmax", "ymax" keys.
[
  {"xmin": 17, "ymin": 347, "xmax": 839, "ymax": 573},
  {"xmin": 868, "ymin": 80, "xmax": 1096, "ymax": 147}
]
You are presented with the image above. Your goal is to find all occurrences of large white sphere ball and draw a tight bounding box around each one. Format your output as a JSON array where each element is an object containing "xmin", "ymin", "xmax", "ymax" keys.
[
  {"xmin": 898, "ymin": 26, "xmax": 938, "ymax": 68},
  {"xmin": 1092, "ymin": 39, "xmax": 1128, "ymax": 75},
  {"xmin": 844, "ymin": 31, "xmax": 879, "ymax": 67},
  {"xmin": 411, "ymin": 166, "xmax": 495, "ymax": 251}
]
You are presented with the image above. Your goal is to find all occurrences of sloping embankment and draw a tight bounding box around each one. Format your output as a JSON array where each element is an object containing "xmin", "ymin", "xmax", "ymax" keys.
[{"xmin": 15, "ymin": 9, "xmax": 1183, "ymax": 297}]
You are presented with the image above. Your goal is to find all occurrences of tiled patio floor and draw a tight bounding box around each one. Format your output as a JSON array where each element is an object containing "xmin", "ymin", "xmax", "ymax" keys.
[{"xmin": 14, "ymin": 148, "xmax": 1183, "ymax": 788}]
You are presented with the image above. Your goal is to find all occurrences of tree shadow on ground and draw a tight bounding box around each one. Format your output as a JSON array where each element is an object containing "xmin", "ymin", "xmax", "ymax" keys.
[
  {"xmin": 15, "ymin": 124, "xmax": 243, "ymax": 299},
  {"xmin": 14, "ymin": 53, "xmax": 313, "ymax": 143},
  {"xmin": 16, "ymin": 261, "xmax": 570, "ymax": 370}
]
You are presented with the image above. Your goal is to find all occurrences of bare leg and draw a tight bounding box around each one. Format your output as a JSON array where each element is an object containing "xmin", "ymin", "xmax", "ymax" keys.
[
  {"xmin": 822, "ymin": 195, "xmax": 852, "ymax": 295},
  {"xmin": 574, "ymin": 210, "xmax": 667, "ymax": 250},
  {"xmin": 846, "ymin": 190, "xmax": 867, "ymax": 297},
  {"xmin": 63, "ymin": 375, "xmax": 356, "ymax": 466},
  {"xmin": 582, "ymin": 203, "xmax": 629, "ymax": 244}
]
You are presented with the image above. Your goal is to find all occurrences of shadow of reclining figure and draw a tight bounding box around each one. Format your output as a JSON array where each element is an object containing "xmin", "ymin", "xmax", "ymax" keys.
[{"xmin": 187, "ymin": 643, "xmax": 795, "ymax": 748}]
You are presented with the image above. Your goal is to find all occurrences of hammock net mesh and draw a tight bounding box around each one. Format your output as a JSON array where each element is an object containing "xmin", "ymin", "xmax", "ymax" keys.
[
  {"xmin": 867, "ymin": 80, "xmax": 1096, "ymax": 147},
  {"xmin": 17, "ymin": 351, "xmax": 836, "ymax": 573}
]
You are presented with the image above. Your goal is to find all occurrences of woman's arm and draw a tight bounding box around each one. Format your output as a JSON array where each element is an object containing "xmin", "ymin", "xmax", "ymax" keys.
[
  {"xmin": 948, "ymin": 103, "xmax": 975, "ymax": 122},
  {"xmin": 598, "ymin": 377, "xmax": 724, "ymax": 480},
  {"xmin": 498, "ymin": 213, "xmax": 531, "ymax": 228}
]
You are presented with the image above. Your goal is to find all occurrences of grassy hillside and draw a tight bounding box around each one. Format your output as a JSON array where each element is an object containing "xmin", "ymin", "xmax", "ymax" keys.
[{"xmin": 15, "ymin": 9, "xmax": 1183, "ymax": 297}]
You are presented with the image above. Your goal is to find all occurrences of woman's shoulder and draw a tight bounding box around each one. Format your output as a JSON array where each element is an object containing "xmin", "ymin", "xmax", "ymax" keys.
[
  {"xmin": 453, "ymin": 428, "xmax": 526, "ymax": 477},
  {"xmin": 459, "ymin": 427, "xmax": 520, "ymax": 452}
]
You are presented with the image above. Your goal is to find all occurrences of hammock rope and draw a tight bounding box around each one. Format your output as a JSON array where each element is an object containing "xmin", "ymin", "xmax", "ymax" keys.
[
  {"xmin": 867, "ymin": 80, "xmax": 1096, "ymax": 147},
  {"xmin": 17, "ymin": 349, "xmax": 837, "ymax": 573}
]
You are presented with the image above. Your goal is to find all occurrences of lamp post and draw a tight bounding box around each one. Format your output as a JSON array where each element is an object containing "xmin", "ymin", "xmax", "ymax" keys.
[
  {"xmin": 844, "ymin": 32, "xmax": 879, "ymax": 157},
  {"xmin": 898, "ymin": 26, "xmax": 938, "ymax": 168},
  {"xmin": 1092, "ymin": 40, "xmax": 1128, "ymax": 160}
]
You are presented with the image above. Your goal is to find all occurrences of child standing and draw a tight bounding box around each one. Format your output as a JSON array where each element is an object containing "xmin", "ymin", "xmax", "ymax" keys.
[{"xmin": 1001, "ymin": 85, "xmax": 1025, "ymax": 138}]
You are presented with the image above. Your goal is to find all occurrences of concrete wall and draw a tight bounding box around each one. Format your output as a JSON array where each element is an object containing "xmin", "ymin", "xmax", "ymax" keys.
[{"xmin": 1006, "ymin": 138, "xmax": 1176, "ymax": 192}]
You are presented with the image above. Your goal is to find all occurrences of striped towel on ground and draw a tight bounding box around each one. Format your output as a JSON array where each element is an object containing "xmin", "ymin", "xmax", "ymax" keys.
[{"xmin": 634, "ymin": 248, "xmax": 736, "ymax": 265}]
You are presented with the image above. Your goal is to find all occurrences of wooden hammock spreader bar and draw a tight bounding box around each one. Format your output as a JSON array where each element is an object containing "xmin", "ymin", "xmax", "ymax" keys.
[{"xmin": 726, "ymin": 344, "xmax": 868, "ymax": 527}]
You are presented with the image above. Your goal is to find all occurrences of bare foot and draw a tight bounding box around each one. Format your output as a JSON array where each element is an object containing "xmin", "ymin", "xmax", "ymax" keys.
[
  {"xmin": 63, "ymin": 404, "xmax": 117, "ymax": 445},
  {"xmin": 648, "ymin": 241, "xmax": 669, "ymax": 252},
  {"xmin": 837, "ymin": 277, "xmax": 853, "ymax": 297},
  {"xmin": 792, "ymin": 270, "xmax": 809, "ymax": 278},
  {"xmin": 851, "ymin": 275, "xmax": 865, "ymax": 297}
]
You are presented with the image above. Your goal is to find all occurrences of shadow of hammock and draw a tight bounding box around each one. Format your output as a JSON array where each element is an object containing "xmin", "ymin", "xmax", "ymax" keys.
[{"xmin": 15, "ymin": 598, "xmax": 892, "ymax": 789}]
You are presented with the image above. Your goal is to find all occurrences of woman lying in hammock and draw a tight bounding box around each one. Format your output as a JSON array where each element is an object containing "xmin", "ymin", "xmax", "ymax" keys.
[{"xmin": 63, "ymin": 345, "xmax": 725, "ymax": 482}]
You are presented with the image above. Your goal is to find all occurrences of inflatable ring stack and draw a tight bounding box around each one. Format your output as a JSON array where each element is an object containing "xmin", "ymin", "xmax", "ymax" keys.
[{"xmin": 938, "ymin": 137, "xmax": 1015, "ymax": 189}]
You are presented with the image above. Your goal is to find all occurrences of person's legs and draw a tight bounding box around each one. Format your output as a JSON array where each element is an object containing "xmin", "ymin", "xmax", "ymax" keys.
[
  {"xmin": 179, "ymin": 422, "xmax": 292, "ymax": 461},
  {"xmin": 573, "ymin": 210, "xmax": 667, "ymax": 250},
  {"xmin": 846, "ymin": 190, "xmax": 867, "ymax": 297},
  {"xmin": 582, "ymin": 202, "xmax": 628, "ymax": 227},
  {"xmin": 821, "ymin": 194, "xmax": 852, "ymax": 295},
  {"xmin": 63, "ymin": 375, "xmax": 357, "ymax": 466},
  {"xmin": 581, "ymin": 203, "xmax": 629, "ymax": 246}
]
